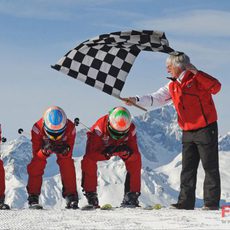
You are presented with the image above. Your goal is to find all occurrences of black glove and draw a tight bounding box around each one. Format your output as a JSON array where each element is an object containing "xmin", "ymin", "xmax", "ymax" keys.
[
  {"xmin": 41, "ymin": 141, "xmax": 54, "ymax": 156},
  {"xmin": 102, "ymin": 145, "xmax": 117, "ymax": 159},
  {"xmin": 113, "ymin": 145, "xmax": 133, "ymax": 156},
  {"xmin": 52, "ymin": 142, "xmax": 70, "ymax": 155},
  {"xmin": 42, "ymin": 141, "xmax": 70, "ymax": 155},
  {"xmin": 102, "ymin": 145, "xmax": 133, "ymax": 159}
]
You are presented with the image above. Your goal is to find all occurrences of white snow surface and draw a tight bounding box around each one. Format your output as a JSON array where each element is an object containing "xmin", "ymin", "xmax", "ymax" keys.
[
  {"xmin": 1, "ymin": 106, "xmax": 230, "ymax": 229},
  {"xmin": 0, "ymin": 208, "xmax": 229, "ymax": 230}
]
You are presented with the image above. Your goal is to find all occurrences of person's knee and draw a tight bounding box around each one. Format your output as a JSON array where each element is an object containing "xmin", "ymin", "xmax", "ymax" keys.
[
  {"xmin": 27, "ymin": 159, "xmax": 46, "ymax": 176},
  {"xmin": 81, "ymin": 156, "xmax": 97, "ymax": 171}
]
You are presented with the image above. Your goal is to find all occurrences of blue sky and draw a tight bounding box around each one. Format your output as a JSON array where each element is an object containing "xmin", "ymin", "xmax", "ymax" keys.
[{"xmin": 0, "ymin": 0, "xmax": 230, "ymax": 139}]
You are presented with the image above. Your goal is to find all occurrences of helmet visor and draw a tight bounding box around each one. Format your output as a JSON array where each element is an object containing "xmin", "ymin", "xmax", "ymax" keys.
[
  {"xmin": 108, "ymin": 123, "xmax": 129, "ymax": 140},
  {"xmin": 44, "ymin": 129, "xmax": 65, "ymax": 141}
]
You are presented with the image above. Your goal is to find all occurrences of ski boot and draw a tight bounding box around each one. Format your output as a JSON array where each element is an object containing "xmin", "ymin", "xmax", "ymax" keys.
[
  {"xmin": 65, "ymin": 194, "xmax": 79, "ymax": 209},
  {"xmin": 121, "ymin": 192, "xmax": 141, "ymax": 208},
  {"xmin": 202, "ymin": 205, "xmax": 219, "ymax": 211},
  {"xmin": 28, "ymin": 194, "xmax": 43, "ymax": 209},
  {"xmin": 0, "ymin": 196, "xmax": 10, "ymax": 210},
  {"xmin": 170, "ymin": 203, "xmax": 194, "ymax": 210},
  {"xmin": 84, "ymin": 192, "xmax": 100, "ymax": 209}
]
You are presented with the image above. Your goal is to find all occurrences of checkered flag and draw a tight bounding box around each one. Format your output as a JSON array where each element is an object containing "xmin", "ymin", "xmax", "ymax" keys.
[{"xmin": 51, "ymin": 30, "xmax": 174, "ymax": 98}]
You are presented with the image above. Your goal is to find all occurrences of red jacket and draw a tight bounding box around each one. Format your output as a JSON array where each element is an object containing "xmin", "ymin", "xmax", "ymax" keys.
[
  {"xmin": 0, "ymin": 124, "xmax": 2, "ymax": 143},
  {"xmin": 86, "ymin": 115, "xmax": 140, "ymax": 157},
  {"xmin": 31, "ymin": 118, "xmax": 76, "ymax": 159},
  {"xmin": 169, "ymin": 71, "xmax": 221, "ymax": 130},
  {"xmin": 0, "ymin": 124, "xmax": 5, "ymax": 197}
]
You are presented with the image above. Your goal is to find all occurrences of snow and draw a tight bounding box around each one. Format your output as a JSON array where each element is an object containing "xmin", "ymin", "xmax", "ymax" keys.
[{"xmin": 0, "ymin": 208, "xmax": 229, "ymax": 230}]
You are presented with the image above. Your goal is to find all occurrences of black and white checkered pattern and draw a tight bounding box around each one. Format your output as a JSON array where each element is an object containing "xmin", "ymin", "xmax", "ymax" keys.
[{"xmin": 51, "ymin": 30, "xmax": 174, "ymax": 97}]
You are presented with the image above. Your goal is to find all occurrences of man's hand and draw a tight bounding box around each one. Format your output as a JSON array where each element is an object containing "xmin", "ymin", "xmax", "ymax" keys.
[
  {"xmin": 102, "ymin": 145, "xmax": 133, "ymax": 159},
  {"xmin": 52, "ymin": 143, "xmax": 70, "ymax": 155},
  {"xmin": 41, "ymin": 141, "xmax": 70, "ymax": 156},
  {"xmin": 123, "ymin": 97, "xmax": 137, "ymax": 106},
  {"xmin": 114, "ymin": 145, "xmax": 133, "ymax": 155},
  {"xmin": 41, "ymin": 142, "xmax": 54, "ymax": 156},
  {"xmin": 102, "ymin": 145, "xmax": 116, "ymax": 159}
]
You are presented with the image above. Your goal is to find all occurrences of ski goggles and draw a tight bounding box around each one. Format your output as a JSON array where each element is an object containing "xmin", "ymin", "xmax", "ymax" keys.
[
  {"xmin": 107, "ymin": 123, "xmax": 129, "ymax": 140},
  {"xmin": 44, "ymin": 129, "xmax": 65, "ymax": 141}
]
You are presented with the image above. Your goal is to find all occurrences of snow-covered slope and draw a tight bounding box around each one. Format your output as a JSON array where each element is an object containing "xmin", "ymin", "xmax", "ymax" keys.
[
  {"xmin": 1, "ymin": 208, "xmax": 229, "ymax": 230},
  {"xmin": 1, "ymin": 106, "xmax": 229, "ymax": 210}
]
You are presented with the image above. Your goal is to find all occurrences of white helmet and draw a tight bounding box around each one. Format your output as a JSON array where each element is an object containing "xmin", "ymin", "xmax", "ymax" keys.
[
  {"xmin": 108, "ymin": 106, "xmax": 131, "ymax": 140},
  {"xmin": 43, "ymin": 106, "xmax": 67, "ymax": 140}
]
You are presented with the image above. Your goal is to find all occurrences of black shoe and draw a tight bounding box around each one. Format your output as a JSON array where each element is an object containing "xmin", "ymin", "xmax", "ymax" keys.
[
  {"xmin": 28, "ymin": 194, "xmax": 39, "ymax": 205},
  {"xmin": 84, "ymin": 192, "xmax": 99, "ymax": 208},
  {"xmin": 65, "ymin": 194, "xmax": 79, "ymax": 209},
  {"xmin": 0, "ymin": 196, "xmax": 10, "ymax": 210},
  {"xmin": 0, "ymin": 203, "xmax": 10, "ymax": 210},
  {"xmin": 170, "ymin": 203, "xmax": 194, "ymax": 210},
  {"xmin": 121, "ymin": 192, "xmax": 141, "ymax": 207},
  {"xmin": 28, "ymin": 194, "xmax": 43, "ymax": 209},
  {"xmin": 202, "ymin": 205, "xmax": 219, "ymax": 210}
]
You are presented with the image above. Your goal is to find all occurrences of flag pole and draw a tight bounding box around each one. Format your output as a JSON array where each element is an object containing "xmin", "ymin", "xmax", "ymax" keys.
[{"xmin": 119, "ymin": 97, "xmax": 147, "ymax": 112}]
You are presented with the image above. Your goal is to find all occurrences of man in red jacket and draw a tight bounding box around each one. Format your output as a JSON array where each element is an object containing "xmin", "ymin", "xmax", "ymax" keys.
[
  {"xmin": 81, "ymin": 106, "xmax": 141, "ymax": 208},
  {"xmin": 27, "ymin": 106, "xmax": 78, "ymax": 209},
  {"xmin": 125, "ymin": 53, "xmax": 221, "ymax": 210},
  {"xmin": 0, "ymin": 124, "xmax": 10, "ymax": 210}
]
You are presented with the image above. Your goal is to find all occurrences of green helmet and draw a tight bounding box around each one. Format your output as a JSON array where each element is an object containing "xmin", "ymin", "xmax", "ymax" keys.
[{"xmin": 108, "ymin": 106, "xmax": 132, "ymax": 140}]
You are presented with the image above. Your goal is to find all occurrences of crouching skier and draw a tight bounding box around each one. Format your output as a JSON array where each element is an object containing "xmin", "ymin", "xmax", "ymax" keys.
[
  {"xmin": 0, "ymin": 124, "xmax": 10, "ymax": 210},
  {"xmin": 81, "ymin": 106, "xmax": 142, "ymax": 208},
  {"xmin": 27, "ymin": 106, "xmax": 78, "ymax": 209}
]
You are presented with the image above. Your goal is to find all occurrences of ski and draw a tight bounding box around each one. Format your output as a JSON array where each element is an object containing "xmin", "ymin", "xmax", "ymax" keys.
[
  {"xmin": 81, "ymin": 205, "xmax": 100, "ymax": 211},
  {"xmin": 100, "ymin": 204, "xmax": 114, "ymax": 210},
  {"xmin": 98, "ymin": 203, "xmax": 163, "ymax": 211},
  {"xmin": 0, "ymin": 203, "xmax": 10, "ymax": 210},
  {"xmin": 29, "ymin": 204, "xmax": 43, "ymax": 210},
  {"xmin": 143, "ymin": 204, "xmax": 163, "ymax": 210}
]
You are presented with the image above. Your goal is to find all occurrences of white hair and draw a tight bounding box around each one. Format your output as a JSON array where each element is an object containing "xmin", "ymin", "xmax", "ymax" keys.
[{"xmin": 166, "ymin": 53, "xmax": 190, "ymax": 70}]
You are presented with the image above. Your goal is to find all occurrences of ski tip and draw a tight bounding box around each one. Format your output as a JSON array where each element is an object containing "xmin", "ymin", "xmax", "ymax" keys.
[
  {"xmin": 29, "ymin": 204, "xmax": 43, "ymax": 210},
  {"xmin": 144, "ymin": 204, "xmax": 162, "ymax": 210},
  {"xmin": 100, "ymin": 204, "xmax": 113, "ymax": 210},
  {"xmin": 81, "ymin": 205, "xmax": 100, "ymax": 211}
]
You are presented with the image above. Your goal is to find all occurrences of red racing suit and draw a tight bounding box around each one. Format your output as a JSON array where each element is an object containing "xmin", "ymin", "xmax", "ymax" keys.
[
  {"xmin": 0, "ymin": 125, "xmax": 5, "ymax": 198},
  {"xmin": 81, "ymin": 115, "xmax": 142, "ymax": 193},
  {"xmin": 169, "ymin": 71, "xmax": 221, "ymax": 130},
  {"xmin": 27, "ymin": 118, "xmax": 77, "ymax": 197}
]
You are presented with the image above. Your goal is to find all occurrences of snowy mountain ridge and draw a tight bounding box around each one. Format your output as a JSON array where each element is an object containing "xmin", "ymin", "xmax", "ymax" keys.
[{"xmin": 1, "ymin": 105, "xmax": 229, "ymax": 209}]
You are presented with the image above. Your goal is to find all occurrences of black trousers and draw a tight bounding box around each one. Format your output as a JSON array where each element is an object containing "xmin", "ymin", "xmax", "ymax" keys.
[{"xmin": 178, "ymin": 122, "xmax": 221, "ymax": 208}]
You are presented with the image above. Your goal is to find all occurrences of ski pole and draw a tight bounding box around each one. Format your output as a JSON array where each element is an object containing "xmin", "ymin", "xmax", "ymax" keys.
[
  {"xmin": 18, "ymin": 128, "xmax": 30, "ymax": 138},
  {"xmin": 74, "ymin": 118, "xmax": 92, "ymax": 132},
  {"xmin": 1, "ymin": 137, "xmax": 7, "ymax": 143}
]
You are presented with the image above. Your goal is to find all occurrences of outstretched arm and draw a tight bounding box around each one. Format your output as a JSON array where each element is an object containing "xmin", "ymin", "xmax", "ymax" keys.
[{"xmin": 124, "ymin": 83, "xmax": 172, "ymax": 109}]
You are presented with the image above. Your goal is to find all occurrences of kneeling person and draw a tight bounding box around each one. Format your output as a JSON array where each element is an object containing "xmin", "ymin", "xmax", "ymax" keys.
[{"xmin": 81, "ymin": 106, "xmax": 142, "ymax": 208}]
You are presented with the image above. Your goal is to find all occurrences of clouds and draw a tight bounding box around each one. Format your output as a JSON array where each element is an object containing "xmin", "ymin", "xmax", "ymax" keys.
[
  {"xmin": 137, "ymin": 9, "xmax": 230, "ymax": 38},
  {"xmin": 0, "ymin": 0, "xmax": 126, "ymax": 20},
  {"xmin": 1, "ymin": 1, "xmax": 230, "ymax": 138},
  {"xmin": 132, "ymin": 9, "xmax": 230, "ymax": 73},
  {"xmin": 0, "ymin": 0, "xmax": 69, "ymax": 20}
]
